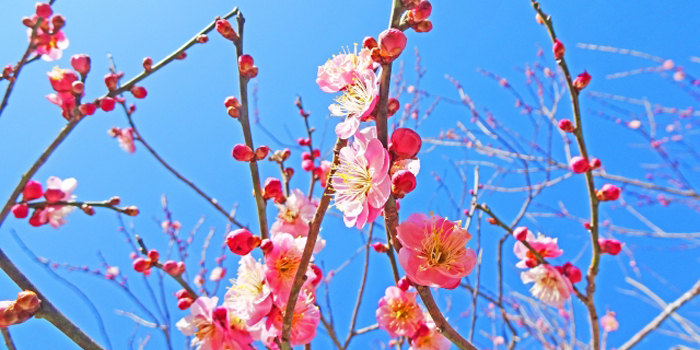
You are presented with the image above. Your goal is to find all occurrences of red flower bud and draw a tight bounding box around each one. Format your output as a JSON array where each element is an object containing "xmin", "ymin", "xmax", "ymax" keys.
[
  {"xmin": 397, "ymin": 276, "xmax": 411, "ymax": 291},
  {"xmin": 142, "ymin": 57, "xmax": 153, "ymax": 71},
  {"xmin": 175, "ymin": 52, "xmax": 187, "ymax": 60},
  {"xmin": 227, "ymin": 106, "xmax": 240, "ymax": 118},
  {"xmin": 390, "ymin": 128, "xmax": 422, "ymax": 159},
  {"xmin": 11, "ymin": 204, "xmax": 29, "ymax": 219},
  {"xmin": 573, "ymin": 71, "xmax": 591, "ymax": 90},
  {"xmin": 163, "ymin": 260, "xmax": 182, "ymax": 275},
  {"xmin": 302, "ymin": 159, "xmax": 314, "ymax": 171},
  {"xmin": 362, "ymin": 36, "xmax": 378, "ymax": 50},
  {"xmin": 260, "ymin": 239, "xmax": 273, "ymax": 254},
  {"xmin": 23, "ymin": 180, "xmax": 43, "ymax": 201},
  {"xmin": 232, "ymin": 144, "xmax": 255, "ymax": 161},
  {"xmin": 553, "ymin": 40, "xmax": 565, "ymax": 60},
  {"xmin": 378, "ymin": 29, "xmax": 407, "ymax": 61},
  {"xmin": 413, "ymin": 20, "xmax": 433, "ymax": 33},
  {"xmin": 596, "ymin": 184, "xmax": 621, "ymax": 202},
  {"xmin": 411, "ymin": 1, "xmax": 432, "ymax": 21},
  {"xmin": 284, "ymin": 167, "xmax": 294, "ymax": 180},
  {"xmin": 255, "ymin": 145, "xmax": 270, "ymax": 160},
  {"xmin": 569, "ymin": 156, "xmax": 590, "ymax": 174},
  {"xmin": 108, "ymin": 196, "xmax": 121, "ymax": 206},
  {"xmin": 388, "ymin": 98, "xmax": 400, "ymax": 116},
  {"xmin": 558, "ymin": 119, "xmax": 574, "ymax": 133},
  {"xmin": 79, "ymin": 103, "xmax": 96, "ymax": 116},
  {"xmin": 513, "ymin": 226, "xmax": 529, "ymax": 241},
  {"xmin": 372, "ymin": 242, "xmax": 388, "ymax": 253},
  {"xmin": 71, "ymin": 81, "xmax": 84, "ymax": 95},
  {"xmin": 70, "ymin": 54, "xmax": 91, "ymax": 76},
  {"xmin": 309, "ymin": 264, "xmax": 323, "ymax": 287},
  {"xmin": 35, "ymin": 3, "xmax": 52, "ymax": 19},
  {"xmin": 599, "ymin": 238, "xmax": 622, "ymax": 255},
  {"xmin": 262, "ymin": 178, "xmax": 284, "ymax": 201},
  {"xmin": 297, "ymin": 137, "xmax": 311, "ymax": 146},
  {"xmin": 392, "ymin": 170, "xmax": 417, "ymax": 198},
  {"xmin": 100, "ymin": 97, "xmax": 116, "ymax": 112},
  {"xmin": 123, "ymin": 206, "xmax": 140, "ymax": 217},
  {"xmin": 177, "ymin": 298, "xmax": 193, "ymax": 310},
  {"xmin": 147, "ymin": 249, "xmax": 159, "ymax": 262},
  {"xmin": 104, "ymin": 73, "xmax": 118, "ymax": 91},
  {"xmin": 216, "ymin": 19, "xmax": 237, "ymax": 41},
  {"xmin": 44, "ymin": 188, "xmax": 64, "ymax": 204},
  {"xmin": 589, "ymin": 158, "xmax": 601, "ymax": 170},
  {"xmin": 226, "ymin": 229, "xmax": 259, "ymax": 256},
  {"xmin": 174, "ymin": 289, "xmax": 190, "ymax": 300},
  {"xmin": 130, "ymin": 86, "xmax": 147, "ymax": 99},
  {"xmin": 132, "ymin": 258, "xmax": 152, "ymax": 273},
  {"xmin": 28, "ymin": 209, "xmax": 46, "ymax": 227},
  {"xmin": 197, "ymin": 34, "xmax": 209, "ymax": 44},
  {"xmin": 51, "ymin": 15, "xmax": 65, "ymax": 31},
  {"xmin": 560, "ymin": 262, "xmax": 582, "ymax": 284},
  {"xmin": 81, "ymin": 204, "xmax": 95, "ymax": 216},
  {"xmin": 224, "ymin": 96, "xmax": 240, "ymax": 108}
]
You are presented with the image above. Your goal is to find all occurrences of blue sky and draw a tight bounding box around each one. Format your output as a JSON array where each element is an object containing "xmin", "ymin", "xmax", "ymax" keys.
[{"xmin": 1, "ymin": 0, "xmax": 700, "ymax": 349}]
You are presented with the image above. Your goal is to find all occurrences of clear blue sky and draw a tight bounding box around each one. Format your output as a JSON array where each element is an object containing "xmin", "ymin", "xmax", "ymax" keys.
[{"xmin": 1, "ymin": 0, "xmax": 699, "ymax": 349}]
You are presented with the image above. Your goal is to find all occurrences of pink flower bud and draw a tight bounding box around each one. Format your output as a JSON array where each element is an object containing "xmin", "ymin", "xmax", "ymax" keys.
[
  {"xmin": 70, "ymin": 54, "xmax": 91, "ymax": 76},
  {"xmin": 227, "ymin": 106, "xmax": 239, "ymax": 118},
  {"xmin": 197, "ymin": 34, "xmax": 209, "ymax": 44},
  {"xmin": 560, "ymin": 262, "xmax": 582, "ymax": 284},
  {"xmin": 255, "ymin": 145, "xmax": 270, "ymax": 160},
  {"xmin": 2, "ymin": 65, "xmax": 13, "ymax": 80},
  {"xmin": 130, "ymin": 86, "xmax": 147, "ymax": 99},
  {"xmin": 123, "ymin": 206, "xmax": 140, "ymax": 217},
  {"xmin": 262, "ymin": 178, "xmax": 284, "ymax": 201},
  {"xmin": 553, "ymin": 40, "xmax": 565, "ymax": 60},
  {"xmin": 596, "ymin": 184, "xmax": 621, "ymax": 202},
  {"xmin": 589, "ymin": 158, "xmax": 601, "ymax": 170},
  {"xmin": 239, "ymin": 54, "xmax": 254, "ymax": 72},
  {"xmin": 397, "ymin": 276, "xmax": 411, "ymax": 291},
  {"xmin": 309, "ymin": 264, "xmax": 323, "ymax": 287},
  {"xmin": 23, "ymin": 180, "xmax": 43, "ymax": 201},
  {"xmin": 599, "ymin": 238, "xmax": 622, "ymax": 255},
  {"xmin": 513, "ymin": 226, "xmax": 529, "ymax": 241},
  {"xmin": 260, "ymin": 239, "xmax": 273, "ymax": 254},
  {"xmin": 569, "ymin": 156, "xmax": 590, "ymax": 173},
  {"xmin": 47, "ymin": 68, "xmax": 78, "ymax": 93},
  {"xmin": 147, "ymin": 249, "xmax": 159, "ymax": 262},
  {"xmin": 225, "ymin": 229, "xmax": 259, "ymax": 255},
  {"xmin": 15, "ymin": 291, "xmax": 40, "ymax": 313},
  {"xmin": 302, "ymin": 159, "xmax": 314, "ymax": 171},
  {"xmin": 232, "ymin": 144, "xmax": 254, "ymax": 161},
  {"xmin": 388, "ymin": 98, "xmax": 400, "ymax": 116},
  {"xmin": 216, "ymin": 19, "xmax": 237, "ymax": 41},
  {"xmin": 390, "ymin": 128, "xmax": 422, "ymax": 159},
  {"xmin": 378, "ymin": 29, "xmax": 407, "ymax": 61},
  {"xmin": 51, "ymin": 15, "xmax": 65, "ymax": 31},
  {"xmin": 573, "ymin": 71, "xmax": 591, "ymax": 90},
  {"xmin": 174, "ymin": 289, "xmax": 190, "ymax": 300},
  {"xmin": 35, "ymin": 3, "xmax": 52, "ymax": 19},
  {"xmin": 177, "ymin": 298, "xmax": 193, "ymax": 310},
  {"xmin": 12, "ymin": 204, "xmax": 29, "ymax": 219},
  {"xmin": 135, "ymin": 59, "xmax": 150, "ymax": 75},
  {"xmin": 44, "ymin": 188, "xmax": 64, "ymax": 204},
  {"xmin": 28, "ymin": 209, "xmax": 46, "ymax": 227},
  {"xmin": 411, "ymin": 1, "xmax": 432, "ymax": 21},
  {"xmin": 79, "ymin": 103, "xmax": 96, "ymax": 116},
  {"xmin": 297, "ymin": 137, "xmax": 311, "ymax": 146},
  {"xmin": 224, "ymin": 96, "xmax": 240, "ymax": 108},
  {"xmin": 392, "ymin": 170, "xmax": 417, "ymax": 198},
  {"xmin": 413, "ymin": 20, "xmax": 433, "ymax": 33},
  {"xmin": 132, "ymin": 258, "xmax": 151, "ymax": 273},
  {"xmin": 100, "ymin": 97, "xmax": 116, "ymax": 112},
  {"xmin": 104, "ymin": 73, "xmax": 118, "ymax": 91},
  {"xmin": 372, "ymin": 242, "xmax": 388, "ymax": 253},
  {"xmin": 362, "ymin": 36, "xmax": 377, "ymax": 50},
  {"xmin": 284, "ymin": 167, "xmax": 294, "ymax": 181},
  {"xmin": 558, "ymin": 119, "xmax": 574, "ymax": 133},
  {"xmin": 71, "ymin": 81, "xmax": 84, "ymax": 95},
  {"xmin": 162, "ymin": 260, "xmax": 180, "ymax": 275}
]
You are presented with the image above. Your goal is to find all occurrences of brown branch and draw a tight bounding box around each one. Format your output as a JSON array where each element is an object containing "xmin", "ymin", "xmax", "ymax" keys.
[
  {"xmin": 281, "ymin": 138, "xmax": 346, "ymax": 350},
  {"xmin": 231, "ymin": 12, "xmax": 269, "ymax": 240},
  {"xmin": 618, "ymin": 279, "xmax": 700, "ymax": 350},
  {"xmin": 2, "ymin": 328, "xmax": 16, "ymax": 350},
  {"xmin": 133, "ymin": 234, "xmax": 198, "ymax": 299}
]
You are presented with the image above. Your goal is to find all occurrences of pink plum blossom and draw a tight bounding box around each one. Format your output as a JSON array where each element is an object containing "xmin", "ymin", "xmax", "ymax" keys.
[
  {"xmin": 39, "ymin": 176, "xmax": 77, "ymax": 228},
  {"xmin": 225, "ymin": 255, "xmax": 273, "ymax": 326},
  {"xmin": 316, "ymin": 46, "xmax": 375, "ymax": 93},
  {"xmin": 600, "ymin": 311, "xmax": 619, "ymax": 332},
  {"xmin": 396, "ymin": 213, "xmax": 476, "ymax": 289},
  {"xmin": 264, "ymin": 233, "xmax": 315, "ymax": 304},
  {"xmin": 376, "ymin": 286, "xmax": 424, "ymax": 338},
  {"xmin": 410, "ymin": 318, "xmax": 451, "ymax": 350},
  {"xmin": 264, "ymin": 291, "xmax": 320, "ymax": 346},
  {"xmin": 329, "ymin": 70, "xmax": 379, "ymax": 139},
  {"xmin": 271, "ymin": 189, "xmax": 317, "ymax": 238},
  {"xmin": 176, "ymin": 296, "xmax": 253, "ymax": 350},
  {"xmin": 117, "ymin": 128, "xmax": 136, "ymax": 154},
  {"xmin": 513, "ymin": 231, "xmax": 563, "ymax": 268},
  {"xmin": 520, "ymin": 264, "xmax": 572, "ymax": 308},
  {"xmin": 46, "ymin": 92, "xmax": 75, "ymax": 120},
  {"xmin": 332, "ymin": 136, "xmax": 391, "ymax": 229},
  {"xmin": 30, "ymin": 26, "xmax": 69, "ymax": 61}
]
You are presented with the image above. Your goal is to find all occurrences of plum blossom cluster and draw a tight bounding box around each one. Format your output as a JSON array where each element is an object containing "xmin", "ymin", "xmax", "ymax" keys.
[
  {"xmin": 108, "ymin": 127, "xmax": 136, "ymax": 154},
  {"xmin": 11, "ymin": 177, "xmax": 77, "ymax": 228},
  {"xmin": 376, "ymin": 285, "xmax": 450, "ymax": 350},
  {"xmin": 24, "ymin": 3, "xmax": 68, "ymax": 61}
]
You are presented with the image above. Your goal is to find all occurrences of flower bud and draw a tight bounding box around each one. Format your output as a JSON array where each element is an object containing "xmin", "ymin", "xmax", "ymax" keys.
[
  {"xmin": 77, "ymin": 103, "xmax": 95, "ymax": 116},
  {"xmin": 70, "ymin": 54, "xmax": 91, "ymax": 76},
  {"xmin": 573, "ymin": 71, "xmax": 591, "ymax": 90},
  {"xmin": 387, "ymin": 98, "xmax": 400, "ymax": 116},
  {"xmin": 123, "ymin": 206, "xmax": 140, "ymax": 216},
  {"xmin": 487, "ymin": 217, "xmax": 497, "ymax": 225},
  {"xmin": 392, "ymin": 170, "xmax": 417, "ymax": 198},
  {"xmin": 413, "ymin": 20, "xmax": 433, "ymax": 33},
  {"xmin": 284, "ymin": 167, "xmax": 294, "ymax": 180},
  {"xmin": 569, "ymin": 156, "xmax": 590, "ymax": 173},
  {"xmin": 23, "ymin": 180, "xmax": 43, "ymax": 201},
  {"xmin": 262, "ymin": 178, "xmax": 284, "ymax": 201},
  {"xmin": 35, "ymin": 3, "xmax": 52, "ymax": 19},
  {"xmin": 232, "ymin": 144, "xmax": 255, "ymax": 161},
  {"xmin": 378, "ymin": 29, "xmax": 407, "ymax": 61},
  {"xmin": 2, "ymin": 65, "xmax": 13, "ymax": 80},
  {"xmin": 227, "ymin": 106, "xmax": 240, "ymax": 118},
  {"xmin": 100, "ymin": 97, "xmax": 116, "ymax": 112},
  {"xmin": 108, "ymin": 196, "xmax": 121, "ymax": 206},
  {"xmin": 402, "ymin": 0, "xmax": 421, "ymax": 9},
  {"xmin": 197, "ymin": 34, "xmax": 209, "ymax": 44},
  {"xmin": 162, "ymin": 260, "xmax": 180, "ymax": 275},
  {"xmin": 397, "ymin": 276, "xmax": 411, "ymax": 291},
  {"xmin": 175, "ymin": 51, "xmax": 187, "ymax": 60},
  {"xmin": 536, "ymin": 13, "xmax": 545, "ymax": 24},
  {"xmin": 44, "ymin": 188, "xmax": 64, "ymax": 204},
  {"xmin": 21, "ymin": 17, "xmax": 35, "ymax": 28},
  {"xmin": 362, "ymin": 36, "xmax": 377, "ymax": 50},
  {"xmin": 596, "ymin": 184, "xmax": 621, "ymax": 202},
  {"xmin": 174, "ymin": 289, "xmax": 190, "ymax": 300},
  {"xmin": 513, "ymin": 226, "xmax": 529, "ymax": 241},
  {"xmin": 132, "ymin": 258, "xmax": 151, "ymax": 273},
  {"xmin": 224, "ymin": 96, "xmax": 240, "ymax": 108},
  {"xmin": 71, "ymin": 81, "xmax": 84, "ymax": 95},
  {"xmin": 177, "ymin": 298, "xmax": 193, "ymax": 310},
  {"xmin": 81, "ymin": 204, "xmax": 95, "ymax": 216},
  {"xmin": 0, "ymin": 301, "xmax": 18, "ymax": 328},
  {"xmin": 372, "ymin": 242, "xmax": 388, "ymax": 253},
  {"xmin": 147, "ymin": 249, "xmax": 159, "ymax": 262},
  {"xmin": 390, "ymin": 128, "xmax": 422, "ymax": 159},
  {"xmin": 15, "ymin": 291, "xmax": 40, "ymax": 313},
  {"xmin": 302, "ymin": 159, "xmax": 314, "ymax": 171},
  {"xmin": 255, "ymin": 145, "xmax": 270, "ymax": 160},
  {"xmin": 142, "ymin": 58, "xmax": 153, "ymax": 72},
  {"xmin": 560, "ymin": 262, "xmax": 582, "ymax": 284},
  {"xmin": 558, "ymin": 119, "xmax": 574, "ymax": 133},
  {"xmin": 104, "ymin": 73, "xmax": 118, "ymax": 91},
  {"xmin": 309, "ymin": 264, "xmax": 323, "ymax": 287},
  {"xmin": 553, "ymin": 40, "xmax": 565, "ymax": 60},
  {"xmin": 47, "ymin": 68, "xmax": 78, "ymax": 93},
  {"xmin": 130, "ymin": 86, "xmax": 147, "ymax": 99},
  {"xmin": 260, "ymin": 239, "xmax": 273, "ymax": 254},
  {"xmin": 28, "ymin": 209, "xmax": 46, "ymax": 227},
  {"xmin": 12, "ymin": 204, "xmax": 29, "ymax": 219},
  {"xmin": 297, "ymin": 137, "xmax": 311, "ymax": 146},
  {"xmin": 226, "ymin": 229, "xmax": 259, "ymax": 256},
  {"xmin": 411, "ymin": 1, "xmax": 432, "ymax": 21},
  {"xmin": 589, "ymin": 158, "xmax": 601, "ymax": 170},
  {"xmin": 281, "ymin": 148, "xmax": 291, "ymax": 161},
  {"xmin": 216, "ymin": 19, "xmax": 237, "ymax": 41},
  {"xmin": 51, "ymin": 15, "xmax": 65, "ymax": 31},
  {"xmin": 599, "ymin": 238, "xmax": 622, "ymax": 255}
]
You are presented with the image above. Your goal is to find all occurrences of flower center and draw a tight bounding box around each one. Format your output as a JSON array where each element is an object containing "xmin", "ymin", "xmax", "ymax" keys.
[
  {"xmin": 335, "ymin": 160, "xmax": 373, "ymax": 202},
  {"xmin": 333, "ymin": 79, "xmax": 374, "ymax": 117},
  {"xmin": 276, "ymin": 256, "xmax": 299, "ymax": 280}
]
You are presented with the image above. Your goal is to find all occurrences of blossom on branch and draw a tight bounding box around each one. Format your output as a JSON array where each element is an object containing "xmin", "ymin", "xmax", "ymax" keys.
[
  {"xmin": 521, "ymin": 264, "xmax": 572, "ymax": 308},
  {"xmin": 376, "ymin": 286, "xmax": 423, "ymax": 337}
]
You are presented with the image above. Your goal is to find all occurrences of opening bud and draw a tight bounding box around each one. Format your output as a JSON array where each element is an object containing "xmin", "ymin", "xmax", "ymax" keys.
[
  {"xmin": 573, "ymin": 71, "xmax": 591, "ymax": 91},
  {"xmin": 225, "ymin": 229, "xmax": 259, "ymax": 256},
  {"xmin": 390, "ymin": 128, "xmax": 422, "ymax": 159},
  {"xmin": 378, "ymin": 29, "xmax": 407, "ymax": 62},
  {"xmin": 392, "ymin": 170, "xmax": 417, "ymax": 198},
  {"xmin": 558, "ymin": 119, "xmax": 574, "ymax": 133},
  {"xmin": 232, "ymin": 144, "xmax": 255, "ymax": 162},
  {"xmin": 215, "ymin": 19, "xmax": 238, "ymax": 41},
  {"xmin": 553, "ymin": 40, "xmax": 565, "ymax": 60},
  {"xmin": 596, "ymin": 184, "xmax": 621, "ymax": 202}
]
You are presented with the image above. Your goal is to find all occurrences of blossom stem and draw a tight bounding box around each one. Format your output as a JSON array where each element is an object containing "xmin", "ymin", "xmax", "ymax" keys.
[
  {"xmin": 25, "ymin": 200, "xmax": 132, "ymax": 214},
  {"xmin": 280, "ymin": 138, "xmax": 346, "ymax": 350},
  {"xmin": 2, "ymin": 328, "xmax": 16, "ymax": 350},
  {"xmin": 133, "ymin": 234, "xmax": 199, "ymax": 298},
  {"xmin": 530, "ymin": 2, "xmax": 601, "ymax": 349},
  {"xmin": 232, "ymin": 12, "xmax": 269, "ymax": 240}
]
